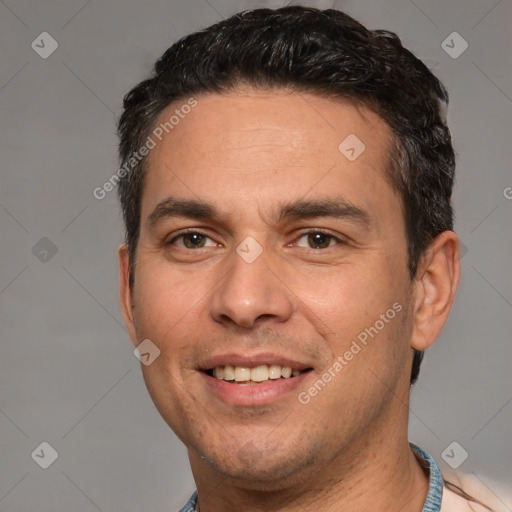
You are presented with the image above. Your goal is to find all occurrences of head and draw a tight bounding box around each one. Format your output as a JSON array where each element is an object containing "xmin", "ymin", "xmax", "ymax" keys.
[{"xmin": 117, "ymin": 6, "xmax": 459, "ymax": 493}]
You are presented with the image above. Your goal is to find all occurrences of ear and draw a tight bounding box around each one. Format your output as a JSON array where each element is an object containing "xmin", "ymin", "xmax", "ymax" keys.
[
  {"xmin": 118, "ymin": 244, "xmax": 139, "ymax": 348},
  {"xmin": 410, "ymin": 231, "xmax": 461, "ymax": 351}
]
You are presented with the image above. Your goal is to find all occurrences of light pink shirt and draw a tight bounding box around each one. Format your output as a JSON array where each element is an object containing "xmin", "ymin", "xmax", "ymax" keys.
[{"xmin": 441, "ymin": 473, "xmax": 511, "ymax": 511}]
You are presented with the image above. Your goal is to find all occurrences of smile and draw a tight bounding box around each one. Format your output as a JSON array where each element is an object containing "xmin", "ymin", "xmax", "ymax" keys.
[{"xmin": 206, "ymin": 364, "xmax": 310, "ymax": 384}]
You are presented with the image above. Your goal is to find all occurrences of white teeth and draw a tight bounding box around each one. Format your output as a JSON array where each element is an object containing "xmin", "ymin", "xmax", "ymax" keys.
[
  {"xmin": 211, "ymin": 364, "xmax": 303, "ymax": 383},
  {"xmin": 223, "ymin": 365, "xmax": 235, "ymax": 381},
  {"xmin": 268, "ymin": 364, "xmax": 282, "ymax": 379},
  {"xmin": 234, "ymin": 367, "xmax": 251, "ymax": 382},
  {"xmin": 281, "ymin": 366, "xmax": 292, "ymax": 378},
  {"xmin": 251, "ymin": 365, "xmax": 269, "ymax": 382}
]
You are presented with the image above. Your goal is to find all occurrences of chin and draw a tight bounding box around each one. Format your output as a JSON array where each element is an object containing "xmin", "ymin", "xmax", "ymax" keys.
[{"xmin": 195, "ymin": 436, "xmax": 320, "ymax": 491}]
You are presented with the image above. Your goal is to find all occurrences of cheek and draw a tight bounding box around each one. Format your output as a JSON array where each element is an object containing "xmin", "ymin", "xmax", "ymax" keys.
[
  {"xmin": 291, "ymin": 263, "xmax": 413, "ymax": 406},
  {"xmin": 305, "ymin": 299, "xmax": 413, "ymax": 420},
  {"xmin": 291, "ymin": 263, "xmax": 401, "ymax": 338},
  {"xmin": 132, "ymin": 262, "xmax": 209, "ymax": 340}
]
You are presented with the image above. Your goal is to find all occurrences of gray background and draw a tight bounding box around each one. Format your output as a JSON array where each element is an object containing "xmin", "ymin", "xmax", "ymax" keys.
[{"xmin": 0, "ymin": 0, "xmax": 511, "ymax": 510}]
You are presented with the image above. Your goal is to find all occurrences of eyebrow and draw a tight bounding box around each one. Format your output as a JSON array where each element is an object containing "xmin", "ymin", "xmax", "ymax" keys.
[
  {"xmin": 146, "ymin": 196, "xmax": 373, "ymax": 230},
  {"xmin": 279, "ymin": 198, "xmax": 373, "ymax": 228},
  {"xmin": 147, "ymin": 198, "xmax": 216, "ymax": 230}
]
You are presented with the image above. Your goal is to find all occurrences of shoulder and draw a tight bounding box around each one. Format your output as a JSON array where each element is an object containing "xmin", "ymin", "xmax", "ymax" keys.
[{"xmin": 441, "ymin": 472, "xmax": 511, "ymax": 512}]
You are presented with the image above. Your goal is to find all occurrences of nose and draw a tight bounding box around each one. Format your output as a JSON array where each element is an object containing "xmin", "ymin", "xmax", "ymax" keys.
[{"xmin": 209, "ymin": 243, "xmax": 294, "ymax": 329}]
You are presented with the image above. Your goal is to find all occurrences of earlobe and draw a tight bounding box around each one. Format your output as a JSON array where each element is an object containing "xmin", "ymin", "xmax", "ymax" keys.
[
  {"xmin": 410, "ymin": 231, "xmax": 461, "ymax": 351},
  {"xmin": 118, "ymin": 244, "xmax": 139, "ymax": 347}
]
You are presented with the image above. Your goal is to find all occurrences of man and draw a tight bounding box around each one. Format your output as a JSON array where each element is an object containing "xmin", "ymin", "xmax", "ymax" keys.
[{"xmin": 116, "ymin": 6, "xmax": 499, "ymax": 511}]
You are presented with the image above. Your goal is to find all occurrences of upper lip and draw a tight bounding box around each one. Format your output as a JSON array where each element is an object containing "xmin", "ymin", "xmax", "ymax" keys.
[{"xmin": 199, "ymin": 352, "xmax": 313, "ymax": 372}]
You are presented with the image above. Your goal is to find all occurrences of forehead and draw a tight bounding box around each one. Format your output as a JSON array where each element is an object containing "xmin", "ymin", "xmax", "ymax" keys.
[{"xmin": 141, "ymin": 88, "xmax": 397, "ymax": 223}]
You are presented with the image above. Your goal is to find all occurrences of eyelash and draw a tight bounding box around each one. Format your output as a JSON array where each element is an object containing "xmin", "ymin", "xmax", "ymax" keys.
[
  {"xmin": 165, "ymin": 229, "xmax": 346, "ymax": 249},
  {"xmin": 166, "ymin": 229, "xmax": 219, "ymax": 249},
  {"xmin": 294, "ymin": 230, "xmax": 345, "ymax": 249}
]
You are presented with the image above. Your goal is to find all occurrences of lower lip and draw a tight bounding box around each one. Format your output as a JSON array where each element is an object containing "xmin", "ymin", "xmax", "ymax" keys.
[{"xmin": 200, "ymin": 371, "xmax": 312, "ymax": 406}]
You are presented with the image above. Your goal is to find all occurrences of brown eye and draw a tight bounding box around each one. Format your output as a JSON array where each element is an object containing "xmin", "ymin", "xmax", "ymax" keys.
[
  {"xmin": 182, "ymin": 233, "xmax": 207, "ymax": 248},
  {"xmin": 169, "ymin": 232, "xmax": 217, "ymax": 249},
  {"xmin": 306, "ymin": 232, "xmax": 334, "ymax": 249}
]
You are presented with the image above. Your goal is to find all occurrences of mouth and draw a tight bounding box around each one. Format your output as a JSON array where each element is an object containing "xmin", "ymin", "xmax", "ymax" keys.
[
  {"xmin": 204, "ymin": 364, "xmax": 313, "ymax": 385},
  {"xmin": 198, "ymin": 354, "xmax": 315, "ymax": 405}
]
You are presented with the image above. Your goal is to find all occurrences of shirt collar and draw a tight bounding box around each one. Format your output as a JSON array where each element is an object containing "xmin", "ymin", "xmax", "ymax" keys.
[{"xmin": 411, "ymin": 443, "xmax": 444, "ymax": 512}]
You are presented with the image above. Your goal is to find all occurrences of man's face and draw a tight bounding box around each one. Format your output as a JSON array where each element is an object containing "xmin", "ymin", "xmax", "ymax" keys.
[{"xmin": 120, "ymin": 88, "xmax": 417, "ymax": 487}]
